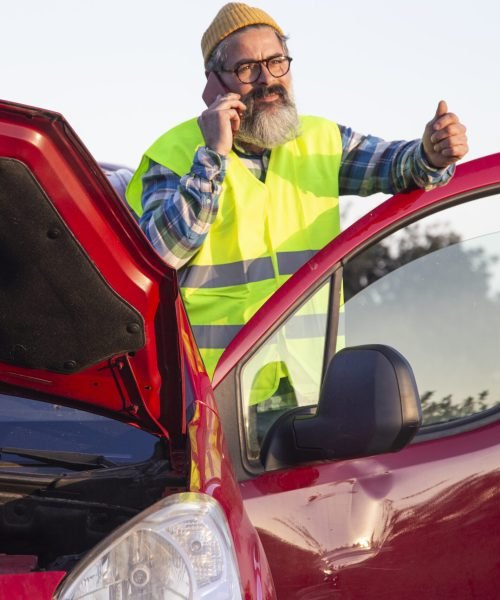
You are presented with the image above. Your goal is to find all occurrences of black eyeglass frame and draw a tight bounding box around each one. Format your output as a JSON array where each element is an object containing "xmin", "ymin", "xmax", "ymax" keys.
[{"xmin": 218, "ymin": 55, "xmax": 293, "ymax": 84}]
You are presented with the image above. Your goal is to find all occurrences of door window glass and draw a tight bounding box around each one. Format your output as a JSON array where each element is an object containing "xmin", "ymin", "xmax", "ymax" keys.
[
  {"xmin": 240, "ymin": 281, "xmax": 331, "ymax": 459},
  {"xmin": 342, "ymin": 191, "xmax": 500, "ymax": 426}
]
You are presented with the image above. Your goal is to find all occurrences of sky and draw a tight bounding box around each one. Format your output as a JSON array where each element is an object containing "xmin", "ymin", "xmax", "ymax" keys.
[{"xmin": 3, "ymin": 0, "xmax": 499, "ymax": 221}]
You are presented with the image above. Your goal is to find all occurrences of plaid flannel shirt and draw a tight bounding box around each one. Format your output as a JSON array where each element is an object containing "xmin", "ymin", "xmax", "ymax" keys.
[{"xmin": 138, "ymin": 124, "xmax": 454, "ymax": 269}]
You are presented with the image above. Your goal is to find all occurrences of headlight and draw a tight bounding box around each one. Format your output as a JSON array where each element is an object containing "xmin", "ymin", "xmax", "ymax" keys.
[{"xmin": 55, "ymin": 492, "xmax": 243, "ymax": 599}]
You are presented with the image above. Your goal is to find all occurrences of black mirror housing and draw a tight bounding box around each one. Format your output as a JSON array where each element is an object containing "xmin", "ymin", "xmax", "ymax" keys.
[{"xmin": 261, "ymin": 345, "xmax": 422, "ymax": 470}]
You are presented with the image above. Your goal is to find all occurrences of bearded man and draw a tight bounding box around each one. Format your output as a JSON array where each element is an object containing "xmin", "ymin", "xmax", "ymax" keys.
[{"xmin": 126, "ymin": 2, "xmax": 468, "ymax": 380}]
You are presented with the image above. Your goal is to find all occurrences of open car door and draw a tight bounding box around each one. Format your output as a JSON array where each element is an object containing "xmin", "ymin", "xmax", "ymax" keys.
[{"xmin": 214, "ymin": 154, "xmax": 500, "ymax": 599}]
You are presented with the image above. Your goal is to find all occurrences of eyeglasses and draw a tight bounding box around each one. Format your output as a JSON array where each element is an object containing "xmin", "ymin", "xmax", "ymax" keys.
[{"xmin": 219, "ymin": 55, "xmax": 293, "ymax": 84}]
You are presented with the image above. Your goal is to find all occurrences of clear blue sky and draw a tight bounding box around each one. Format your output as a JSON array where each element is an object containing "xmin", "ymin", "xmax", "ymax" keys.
[{"xmin": 4, "ymin": 0, "xmax": 499, "ymax": 219}]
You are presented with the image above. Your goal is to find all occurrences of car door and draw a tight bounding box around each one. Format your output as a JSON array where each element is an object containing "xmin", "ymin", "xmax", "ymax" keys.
[{"xmin": 214, "ymin": 154, "xmax": 500, "ymax": 599}]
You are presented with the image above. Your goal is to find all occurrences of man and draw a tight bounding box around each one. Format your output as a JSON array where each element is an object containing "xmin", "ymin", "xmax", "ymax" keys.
[{"xmin": 126, "ymin": 2, "xmax": 468, "ymax": 380}]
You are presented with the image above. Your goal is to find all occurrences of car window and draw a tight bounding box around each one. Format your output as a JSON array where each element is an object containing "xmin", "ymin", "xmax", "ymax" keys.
[
  {"xmin": 239, "ymin": 189, "xmax": 500, "ymax": 460},
  {"xmin": 240, "ymin": 281, "xmax": 331, "ymax": 460},
  {"xmin": 0, "ymin": 393, "xmax": 160, "ymax": 464},
  {"xmin": 342, "ymin": 190, "xmax": 500, "ymax": 426}
]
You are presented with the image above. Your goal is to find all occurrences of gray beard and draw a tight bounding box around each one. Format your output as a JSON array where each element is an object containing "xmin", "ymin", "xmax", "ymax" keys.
[{"xmin": 235, "ymin": 85, "xmax": 300, "ymax": 149}]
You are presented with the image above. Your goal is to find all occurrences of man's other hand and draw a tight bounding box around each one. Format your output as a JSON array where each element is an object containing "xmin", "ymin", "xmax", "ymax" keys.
[
  {"xmin": 422, "ymin": 100, "xmax": 468, "ymax": 169},
  {"xmin": 198, "ymin": 93, "xmax": 246, "ymax": 156}
]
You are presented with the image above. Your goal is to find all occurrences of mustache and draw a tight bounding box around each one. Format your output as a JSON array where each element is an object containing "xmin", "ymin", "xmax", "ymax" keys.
[{"xmin": 242, "ymin": 84, "xmax": 289, "ymax": 103}]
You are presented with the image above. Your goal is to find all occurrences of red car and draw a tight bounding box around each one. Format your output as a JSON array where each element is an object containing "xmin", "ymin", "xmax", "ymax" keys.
[{"xmin": 0, "ymin": 99, "xmax": 499, "ymax": 599}]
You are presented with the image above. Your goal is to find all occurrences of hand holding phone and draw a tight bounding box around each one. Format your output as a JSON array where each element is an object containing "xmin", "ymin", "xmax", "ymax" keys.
[{"xmin": 199, "ymin": 73, "xmax": 246, "ymax": 156}]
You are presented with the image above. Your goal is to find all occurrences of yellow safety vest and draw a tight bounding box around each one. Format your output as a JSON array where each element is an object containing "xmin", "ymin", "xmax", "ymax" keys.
[{"xmin": 127, "ymin": 116, "xmax": 342, "ymax": 384}]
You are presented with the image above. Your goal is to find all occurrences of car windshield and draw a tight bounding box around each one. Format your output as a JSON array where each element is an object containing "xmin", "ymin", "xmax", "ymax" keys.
[{"xmin": 0, "ymin": 392, "xmax": 159, "ymax": 465}]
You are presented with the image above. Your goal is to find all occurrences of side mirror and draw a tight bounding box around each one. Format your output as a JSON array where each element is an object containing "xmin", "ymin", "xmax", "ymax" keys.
[{"xmin": 260, "ymin": 345, "xmax": 422, "ymax": 470}]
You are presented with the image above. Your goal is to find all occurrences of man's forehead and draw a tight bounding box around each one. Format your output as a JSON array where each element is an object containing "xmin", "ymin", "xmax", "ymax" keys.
[{"xmin": 225, "ymin": 26, "xmax": 284, "ymax": 63}]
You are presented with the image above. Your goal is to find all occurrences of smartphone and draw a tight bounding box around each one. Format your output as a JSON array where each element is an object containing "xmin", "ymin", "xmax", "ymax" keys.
[{"xmin": 202, "ymin": 72, "xmax": 230, "ymax": 107}]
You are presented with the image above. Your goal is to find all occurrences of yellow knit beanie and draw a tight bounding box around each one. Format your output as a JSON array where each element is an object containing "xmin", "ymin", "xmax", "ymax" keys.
[{"xmin": 202, "ymin": 3, "xmax": 285, "ymax": 64}]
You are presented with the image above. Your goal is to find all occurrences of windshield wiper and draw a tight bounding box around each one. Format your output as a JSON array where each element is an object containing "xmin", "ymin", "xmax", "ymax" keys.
[{"xmin": 0, "ymin": 447, "xmax": 117, "ymax": 470}]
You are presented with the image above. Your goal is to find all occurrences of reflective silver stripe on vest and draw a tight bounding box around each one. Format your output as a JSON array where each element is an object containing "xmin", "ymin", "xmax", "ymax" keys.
[
  {"xmin": 194, "ymin": 316, "xmax": 327, "ymax": 349},
  {"xmin": 276, "ymin": 250, "xmax": 317, "ymax": 275},
  {"xmin": 180, "ymin": 250, "xmax": 319, "ymax": 288},
  {"xmin": 179, "ymin": 257, "xmax": 274, "ymax": 289},
  {"xmin": 192, "ymin": 324, "xmax": 243, "ymax": 349},
  {"xmin": 284, "ymin": 314, "xmax": 327, "ymax": 339}
]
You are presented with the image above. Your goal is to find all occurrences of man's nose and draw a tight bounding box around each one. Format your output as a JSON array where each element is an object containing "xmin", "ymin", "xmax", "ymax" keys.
[{"xmin": 256, "ymin": 63, "xmax": 276, "ymax": 85}]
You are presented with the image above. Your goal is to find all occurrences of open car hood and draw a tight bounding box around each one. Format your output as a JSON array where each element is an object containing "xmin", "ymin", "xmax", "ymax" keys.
[{"xmin": 0, "ymin": 100, "xmax": 185, "ymax": 442}]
